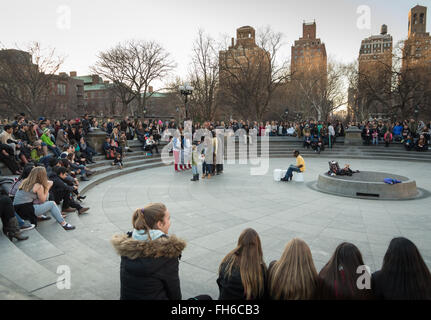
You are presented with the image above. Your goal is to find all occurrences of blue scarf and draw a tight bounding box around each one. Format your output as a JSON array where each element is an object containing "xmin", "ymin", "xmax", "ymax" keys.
[{"xmin": 132, "ymin": 229, "xmax": 165, "ymax": 241}]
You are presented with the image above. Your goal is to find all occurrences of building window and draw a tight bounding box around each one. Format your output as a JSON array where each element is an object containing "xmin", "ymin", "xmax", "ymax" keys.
[
  {"xmin": 420, "ymin": 13, "xmax": 424, "ymax": 24},
  {"xmin": 57, "ymin": 84, "xmax": 66, "ymax": 96}
]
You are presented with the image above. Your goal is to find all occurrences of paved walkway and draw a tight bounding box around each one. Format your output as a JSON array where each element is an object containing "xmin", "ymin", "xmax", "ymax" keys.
[{"xmin": 83, "ymin": 158, "xmax": 431, "ymax": 299}]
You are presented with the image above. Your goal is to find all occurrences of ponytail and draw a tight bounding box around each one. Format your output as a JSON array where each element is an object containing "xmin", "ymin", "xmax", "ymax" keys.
[{"xmin": 132, "ymin": 203, "xmax": 167, "ymax": 240}]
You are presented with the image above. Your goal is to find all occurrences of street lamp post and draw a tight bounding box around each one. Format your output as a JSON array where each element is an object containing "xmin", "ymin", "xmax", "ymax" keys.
[
  {"xmin": 176, "ymin": 106, "xmax": 180, "ymax": 126},
  {"xmin": 414, "ymin": 105, "xmax": 419, "ymax": 121},
  {"xmin": 284, "ymin": 108, "xmax": 289, "ymax": 121},
  {"xmin": 179, "ymin": 83, "xmax": 194, "ymax": 122}
]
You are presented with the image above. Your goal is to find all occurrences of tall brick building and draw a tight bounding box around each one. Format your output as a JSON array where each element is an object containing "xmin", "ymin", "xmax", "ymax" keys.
[
  {"xmin": 219, "ymin": 26, "xmax": 269, "ymax": 86},
  {"xmin": 291, "ymin": 21, "xmax": 327, "ymax": 76},
  {"xmin": 403, "ymin": 5, "xmax": 431, "ymax": 67},
  {"xmin": 357, "ymin": 24, "xmax": 393, "ymax": 119},
  {"xmin": 288, "ymin": 21, "xmax": 328, "ymax": 119},
  {"xmin": 218, "ymin": 26, "xmax": 271, "ymax": 119},
  {"xmin": 401, "ymin": 5, "xmax": 431, "ymax": 120}
]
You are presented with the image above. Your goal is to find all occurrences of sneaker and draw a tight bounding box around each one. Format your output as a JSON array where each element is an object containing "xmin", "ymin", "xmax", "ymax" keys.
[
  {"xmin": 38, "ymin": 215, "xmax": 51, "ymax": 221},
  {"xmin": 20, "ymin": 223, "xmax": 35, "ymax": 231},
  {"xmin": 62, "ymin": 223, "xmax": 76, "ymax": 231}
]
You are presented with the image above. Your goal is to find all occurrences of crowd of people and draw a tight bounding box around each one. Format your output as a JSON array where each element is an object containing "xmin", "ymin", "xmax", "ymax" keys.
[
  {"xmin": 0, "ymin": 113, "xmax": 100, "ymax": 238},
  {"xmin": 1, "ymin": 114, "xmax": 430, "ymax": 300},
  {"xmin": 354, "ymin": 119, "xmax": 431, "ymax": 151},
  {"xmin": 112, "ymin": 203, "xmax": 431, "ymax": 300}
]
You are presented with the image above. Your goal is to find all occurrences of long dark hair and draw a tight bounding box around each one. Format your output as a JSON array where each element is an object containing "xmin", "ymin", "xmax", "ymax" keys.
[
  {"xmin": 379, "ymin": 237, "xmax": 431, "ymax": 299},
  {"xmin": 219, "ymin": 228, "xmax": 267, "ymax": 300},
  {"xmin": 318, "ymin": 242, "xmax": 372, "ymax": 300}
]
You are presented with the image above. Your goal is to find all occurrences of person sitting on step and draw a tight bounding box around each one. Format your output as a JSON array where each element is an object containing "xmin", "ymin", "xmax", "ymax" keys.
[
  {"xmin": 112, "ymin": 152, "xmax": 124, "ymax": 169},
  {"xmin": 144, "ymin": 135, "xmax": 159, "ymax": 155},
  {"xmin": 13, "ymin": 166, "xmax": 75, "ymax": 230},
  {"xmin": 404, "ymin": 135, "xmax": 414, "ymax": 151},
  {"xmin": 49, "ymin": 166, "xmax": 89, "ymax": 217}
]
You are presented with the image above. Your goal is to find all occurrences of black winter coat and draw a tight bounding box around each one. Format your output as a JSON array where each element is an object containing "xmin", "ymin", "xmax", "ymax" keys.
[
  {"xmin": 217, "ymin": 262, "xmax": 267, "ymax": 300},
  {"xmin": 48, "ymin": 172, "xmax": 74, "ymax": 204},
  {"xmin": 111, "ymin": 233, "xmax": 186, "ymax": 300}
]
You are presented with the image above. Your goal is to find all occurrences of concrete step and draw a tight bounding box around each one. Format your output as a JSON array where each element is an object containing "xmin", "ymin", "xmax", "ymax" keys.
[
  {"xmin": 88, "ymin": 157, "xmax": 163, "ymax": 178},
  {"xmin": 31, "ymin": 217, "xmax": 120, "ymax": 299},
  {"xmin": 0, "ymin": 274, "xmax": 40, "ymax": 300},
  {"xmin": 79, "ymin": 160, "xmax": 168, "ymax": 195},
  {"xmin": 0, "ymin": 232, "xmax": 59, "ymax": 293},
  {"xmin": 14, "ymin": 228, "xmax": 64, "ymax": 262}
]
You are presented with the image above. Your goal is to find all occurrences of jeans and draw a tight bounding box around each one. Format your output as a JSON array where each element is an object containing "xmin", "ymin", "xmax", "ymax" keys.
[
  {"xmin": 372, "ymin": 137, "xmax": 378, "ymax": 145},
  {"xmin": 71, "ymin": 163, "xmax": 86, "ymax": 176},
  {"xmin": 206, "ymin": 163, "xmax": 213, "ymax": 175},
  {"xmin": 38, "ymin": 155, "xmax": 52, "ymax": 167},
  {"xmin": 192, "ymin": 165, "xmax": 198, "ymax": 175},
  {"xmin": 33, "ymin": 201, "xmax": 64, "ymax": 223},
  {"xmin": 284, "ymin": 165, "xmax": 301, "ymax": 179},
  {"xmin": 202, "ymin": 161, "xmax": 207, "ymax": 175},
  {"xmin": 15, "ymin": 212, "xmax": 25, "ymax": 227},
  {"xmin": 48, "ymin": 145, "xmax": 61, "ymax": 157}
]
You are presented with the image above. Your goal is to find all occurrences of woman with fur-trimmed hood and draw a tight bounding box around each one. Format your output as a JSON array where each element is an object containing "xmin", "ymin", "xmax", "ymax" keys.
[{"xmin": 111, "ymin": 203, "xmax": 186, "ymax": 300}]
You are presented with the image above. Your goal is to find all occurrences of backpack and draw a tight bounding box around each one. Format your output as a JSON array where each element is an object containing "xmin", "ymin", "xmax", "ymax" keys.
[{"xmin": 0, "ymin": 177, "xmax": 15, "ymax": 196}]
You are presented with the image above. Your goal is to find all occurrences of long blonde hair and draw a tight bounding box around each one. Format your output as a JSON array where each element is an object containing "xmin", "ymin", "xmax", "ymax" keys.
[
  {"xmin": 268, "ymin": 238, "xmax": 318, "ymax": 300},
  {"xmin": 19, "ymin": 166, "xmax": 49, "ymax": 192},
  {"xmin": 219, "ymin": 228, "xmax": 267, "ymax": 300}
]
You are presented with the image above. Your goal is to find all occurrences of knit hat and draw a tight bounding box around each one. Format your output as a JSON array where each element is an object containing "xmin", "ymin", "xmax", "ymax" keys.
[{"xmin": 43, "ymin": 128, "xmax": 51, "ymax": 135}]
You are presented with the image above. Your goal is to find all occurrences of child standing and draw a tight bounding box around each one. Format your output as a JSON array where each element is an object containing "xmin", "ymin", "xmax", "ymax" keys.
[
  {"xmin": 190, "ymin": 144, "xmax": 199, "ymax": 182},
  {"xmin": 372, "ymin": 127, "xmax": 379, "ymax": 145}
]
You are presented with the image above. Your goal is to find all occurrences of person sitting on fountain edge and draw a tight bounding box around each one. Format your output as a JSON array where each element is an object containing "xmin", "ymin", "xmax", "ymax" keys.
[{"xmin": 281, "ymin": 150, "xmax": 305, "ymax": 182}]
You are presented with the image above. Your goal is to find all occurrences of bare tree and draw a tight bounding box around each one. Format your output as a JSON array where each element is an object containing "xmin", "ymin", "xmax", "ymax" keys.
[
  {"xmin": 188, "ymin": 29, "xmax": 220, "ymax": 121},
  {"xmin": 91, "ymin": 46, "xmax": 136, "ymax": 115},
  {"xmin": 292, "ymin": 57, "xmax": 346, "ymax": 121},
  {"xmin": 92, "ymin": 40, "xmax": 176, "ymax": 118},
  {"xmin": 0, "ymin": 42, "xmax": 64, "ymax": 118},
  {"xmin": 219, "ymin": 26, "xmax": 290, "ymax": 121}
]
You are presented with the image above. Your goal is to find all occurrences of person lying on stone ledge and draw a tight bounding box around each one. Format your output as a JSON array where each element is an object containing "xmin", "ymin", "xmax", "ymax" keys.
[{"xmin": 328, "ymin": 161, "xmax": 359, "ymax": 177}]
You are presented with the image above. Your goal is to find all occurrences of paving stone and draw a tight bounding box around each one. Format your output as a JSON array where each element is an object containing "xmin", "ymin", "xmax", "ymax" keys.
[{"xmin": 2, "ymin": 157, "xmax": 430, "ymax": 299}]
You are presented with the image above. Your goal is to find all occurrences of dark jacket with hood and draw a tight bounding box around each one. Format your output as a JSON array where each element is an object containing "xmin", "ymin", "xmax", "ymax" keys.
[
  {"xmin": 48, "ymin": 171, "xmax": 74, "ymax": 204},
  {"xmin": 111, "ymin": 233, "xmax": 186, "ymax": 300}
]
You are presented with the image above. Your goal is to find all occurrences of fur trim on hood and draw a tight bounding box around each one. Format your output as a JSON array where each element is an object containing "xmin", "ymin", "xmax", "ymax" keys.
[{"xmin": 111, "ymin": 234, "xmax": 186, "ymax": 260}]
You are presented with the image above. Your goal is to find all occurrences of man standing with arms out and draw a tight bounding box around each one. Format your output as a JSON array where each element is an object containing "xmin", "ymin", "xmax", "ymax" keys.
[{"xmin": 281, "ymin": 150, "xmax": 305, "ymax": 182}]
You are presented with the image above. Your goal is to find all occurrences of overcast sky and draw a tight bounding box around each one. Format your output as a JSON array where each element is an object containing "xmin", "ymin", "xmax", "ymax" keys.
[{"xmin": 1, "ymin": 0, "xmax": 429, "ymax": 89}]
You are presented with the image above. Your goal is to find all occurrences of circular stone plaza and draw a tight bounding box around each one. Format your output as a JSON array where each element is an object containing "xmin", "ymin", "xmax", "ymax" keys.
[{"xmin": 1, "ymin": 138, "xmax": 431, "ymax": 300}]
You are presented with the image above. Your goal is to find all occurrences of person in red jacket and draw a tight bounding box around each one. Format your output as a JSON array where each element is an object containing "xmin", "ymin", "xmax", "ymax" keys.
[{"xmin": 384, "ymin": 131, "xmax": 393, "ymax": 147}]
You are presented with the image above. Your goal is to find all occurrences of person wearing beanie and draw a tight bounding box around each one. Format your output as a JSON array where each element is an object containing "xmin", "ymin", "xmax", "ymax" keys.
[{"xmin": 41, "ymin": 128, "xmax": 61, "ymax": 157}]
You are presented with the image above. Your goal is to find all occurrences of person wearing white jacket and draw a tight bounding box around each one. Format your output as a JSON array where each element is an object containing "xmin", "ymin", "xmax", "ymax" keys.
[
  {"xmin": 172, "ymin": 135, "xmax": 181, "ymax": 172},
  {"xmin": 183, "ymin": 136, "xmax": 192, "ymax": 170},
  {"xmin": 328, "ymin": 123, "xmax": 335, "ymax": 148}
]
